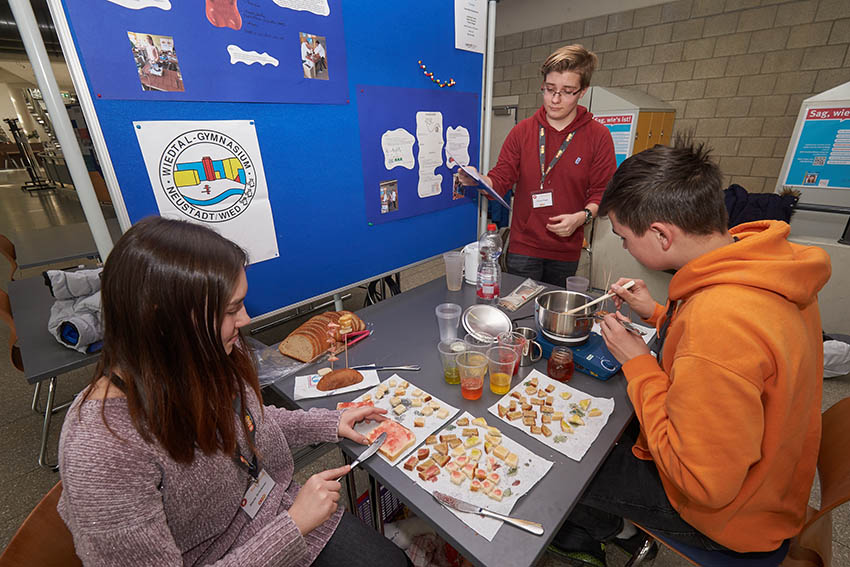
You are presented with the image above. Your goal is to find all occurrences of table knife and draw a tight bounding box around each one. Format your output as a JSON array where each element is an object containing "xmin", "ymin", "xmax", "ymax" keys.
[
  {"xmin": 349, "ymin": 364, "xmax": 421, "ymax": 372},
  {"xmin": 337, "ymin": 432, "xmax": 386, "ymax": 480},
  {"xmin": 433, "ymin": 491, "xmax": 544, "ymax": 536}
]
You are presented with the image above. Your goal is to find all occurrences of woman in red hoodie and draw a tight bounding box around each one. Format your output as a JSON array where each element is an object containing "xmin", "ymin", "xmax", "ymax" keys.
[{"xmin": 459, "ymin": 44, "xmax": 616, "ymax": 286}]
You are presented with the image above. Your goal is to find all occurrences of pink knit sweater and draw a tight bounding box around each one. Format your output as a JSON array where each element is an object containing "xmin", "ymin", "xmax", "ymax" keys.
[{"xmin": 58, "ymin": 394, "xmax": 344, "ymax": 566}]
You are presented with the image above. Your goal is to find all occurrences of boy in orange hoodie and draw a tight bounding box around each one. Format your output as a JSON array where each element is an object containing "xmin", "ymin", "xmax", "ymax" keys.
[{"xmin": 550, "ymin": 138, "xmax": 830, "ymax": 566}]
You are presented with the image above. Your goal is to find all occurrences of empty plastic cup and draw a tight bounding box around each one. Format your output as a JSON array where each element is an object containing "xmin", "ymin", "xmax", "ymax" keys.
[
  {"xmin": 566, "ymin": 276, "xmax": 590, "ymax": 292},
  {"xmin": 435, "ymin": 303, "xmax": 462, "ymax": 341},
  {"xmin": 443, "ymin": 251, "xmax": 464, "ymax": 291}
]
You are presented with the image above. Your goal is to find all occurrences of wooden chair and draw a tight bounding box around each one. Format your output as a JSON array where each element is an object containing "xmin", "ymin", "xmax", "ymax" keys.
[
  {"xmin": 0, "ymin": 289, "xmax": 23, "ymax": 372},
  {"xmin": 625, "ymin": 397, "xmax": 850, "ymax": 567},
  {"xmin": 0, "ymin": 234, "xmax": 17, "ymax": 280},
  {"xmin": 0, "ymin": 481, "xmax": 82, "ymax": 567}
]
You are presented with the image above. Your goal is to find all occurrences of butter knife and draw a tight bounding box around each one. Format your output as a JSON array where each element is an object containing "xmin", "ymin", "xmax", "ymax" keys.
[
  {"xmin": 337, "ymin": 432, "xmax": 386, "ymax": 480},
  {"xmin": 433, "ymin": 491, "xmax": 544, "ymax": 535},
  {"xmin": 349, "ymin": 364, "xmax": 421, "ymax": 372}
]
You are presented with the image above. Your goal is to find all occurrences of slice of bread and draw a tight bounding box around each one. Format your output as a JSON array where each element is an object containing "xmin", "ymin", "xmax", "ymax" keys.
[{"xmin": 278, "ymin": 311, "xmax": 365, "ymax": 362}]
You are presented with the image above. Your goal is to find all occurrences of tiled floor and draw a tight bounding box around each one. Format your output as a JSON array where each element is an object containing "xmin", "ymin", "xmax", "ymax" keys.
[{"xmin": 1, "ymin": 171, "xmax": 848, "ymax": 565}]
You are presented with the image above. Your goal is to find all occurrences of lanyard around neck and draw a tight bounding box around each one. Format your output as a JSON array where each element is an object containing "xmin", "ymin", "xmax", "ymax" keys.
[
  {"xmin": 538, "ymin": 126, "xmax": 575, "ymax": 190},
  {"xmin": 232, "ymin": 394, "xmax": 259, "ymax": 479}
]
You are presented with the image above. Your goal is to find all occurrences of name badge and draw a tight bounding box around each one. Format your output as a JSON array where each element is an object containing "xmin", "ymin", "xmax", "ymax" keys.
[
  {"xmin": 241, "ymin": 469, "xmax": 276, "ymax": 519},
  {"xmin": 532, "ymin": 192, "xmax": 553, "ymax": 208}
]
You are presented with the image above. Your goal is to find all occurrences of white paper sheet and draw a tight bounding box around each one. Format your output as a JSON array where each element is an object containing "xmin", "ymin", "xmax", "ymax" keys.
[
  {"xmin": 454, "ymin": 0, "xmax": 486, "ymax": 54},
  {"xmin": 398, "ymin": 411, "xmax": 552, "ymax": 541},
  {"xmin": 448, "ymin": 157, "xmax": 510, "ymax": 209},
  {"xmin": 381, "ymin": 128, "xmax": 416, "ymax": 170},
  {"xmin": 416, "ymin": 112, "xmax": 444, "ymax": 198},
  {"xmin": 272, "ymin": 0, "xmax": 330, "ymax": 16},
  {"xmin": 351, "ymin": 375, "xmax": 459, "ymax": 466},
  {"xmin": 133, "ymin": 120, "xmax": 279, "ymax": 264},
  {"xmin": 293, "ymin": 369, "xmax": 380, "ymax": 401},
  {"xmin": 488, "ymin": 369, "xmax": 614, "ymax": 462},
  {"xmin": 445, "ymin": 126, "xmax": 470, "ymax": 167}
]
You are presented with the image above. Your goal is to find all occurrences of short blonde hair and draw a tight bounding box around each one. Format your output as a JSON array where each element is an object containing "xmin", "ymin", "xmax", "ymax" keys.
[{"xmin": 540, "ymin": 44, "xmax": 598, "ymax": 89}]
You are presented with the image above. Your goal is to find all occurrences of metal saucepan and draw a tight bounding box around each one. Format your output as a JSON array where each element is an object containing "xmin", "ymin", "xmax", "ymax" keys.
[{"xmin": 534, "ymin": 290, "xmax": 601, "ymax": 343}]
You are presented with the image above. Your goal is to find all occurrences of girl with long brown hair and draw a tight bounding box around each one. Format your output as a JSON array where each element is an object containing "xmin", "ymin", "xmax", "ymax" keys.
[{"xmin": 57, "ymin": 216, "xmax": 410, "ymax": 567}]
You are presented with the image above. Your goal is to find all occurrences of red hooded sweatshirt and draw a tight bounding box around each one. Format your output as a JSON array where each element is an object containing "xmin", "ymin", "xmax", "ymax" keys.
[
  {"xmin": 487, "ymin": 105, "xmax": 616, "ymax": 262},
  {"xmin": 623, "ymin": 221, "xmax": 831, "ymax": 552}
]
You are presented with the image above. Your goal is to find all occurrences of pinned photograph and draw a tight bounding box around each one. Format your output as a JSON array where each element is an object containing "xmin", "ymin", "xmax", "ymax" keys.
[
  {"xmin": 299, "ymin": 33, "xmax": 328, "ymax": 80},
  {"xmin": 452, "ymin": 172, "xmax": 466, "ymax": 200},
  {"xmin": 804, "ymin": 172, "xmax": 818, "ymax": 184},
  {"xmin": 380, "ymin": 180, "xmax": 399, "ymax": 214},
  {"xmin": 128, "ymin": 32, "xmax": 184, "ymax": 92}
]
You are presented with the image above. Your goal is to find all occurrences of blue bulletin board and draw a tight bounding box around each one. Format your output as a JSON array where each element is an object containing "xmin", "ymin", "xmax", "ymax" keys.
[
  {"xmin": 784, "ymin": 107, "xmax": 850, "ymax": 190},
  {"xmin": 57, "ymin": 0, "xmax": 483, "ymax": 318}
]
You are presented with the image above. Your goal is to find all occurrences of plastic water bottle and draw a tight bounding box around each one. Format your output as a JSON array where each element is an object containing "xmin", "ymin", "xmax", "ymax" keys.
[{"xmin": 476, "ymin": 223, "xmax": 502, "ymax": 303}]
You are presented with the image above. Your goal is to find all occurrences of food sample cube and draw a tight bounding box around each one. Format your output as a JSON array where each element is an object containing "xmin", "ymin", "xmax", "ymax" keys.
[
  {"xmin": 560, "ymin": 391, "xmax": 572, "ymax": 400},
  {"xmin": 541, "ymin": 415, "xmax": 551, "ymax": 424},
  {"xmin": 417, "ymin": 448, "xmax": 430, "ymax": 460},
  {"xmin": 484, "ymin": 441, "xmax": 493, "ymax": 454},
  {"xmin": 401, "ymin": 380, "xmax": 410, "ymax": 389},
  {"xmin": 505, "ymin": 452, "xmax": 519, "ymax": 468},
  {"xmin": 419, "ymin": 465, "xmax": 440, "ymax": 481},
  {"xmin": 507, "ymin": 410, "xmax": 523, "ymax": 421},
  {"xmin": 455, "ymin": 455, "xmax": 469, "ymax": 468},
  {"xmin": 508, "ymin": 400, "xmax": 517, "ymax": 411},
  {"xmin": 552, "ymin": 411, "xmax": 564, "ymax": 420},
  {"xmin": 560, "ymin": 419, "xmax": 573, "ymax": 433},
  {"xmin": 484, "ymin": 433, "xmax": 502, "ymax": 446},
  {"xmin": 522, "ymin": 410, "xmax": 537, "ymax": 418},
  {"xmin": 489, "ymin": 488, "xmax": 503, "ymax": 502},
  {"xmin": 462, "ymin": 463, "xmax": 476, "ymax": 479},
  {"xmin": 530, "ymin": 398, "xmax": 544, "ymax": 406},
  {"xmin": 411, "ymin": 398, "xmax": 423, "ymax": 407},
  {"xmin": 451, "ymin": 444, "xmax": 466, "ymax": 457},
  {"xmin": 430, "ymin": 401, "xmax": 442, "ymax": 410},
  {"xmin": 472, "ymin": 417, "xmax": 488, "ymax": 427},
  {"xmin": 531, "ymin": 426, "xmax": 542, "ymax": 435},
  {"xmin": 545, "ymin": 396, "xmax": 554, "ymax": 406},
  {"xmin": 445, "ymin": 461, "xmax": 459, "ymax": 473},
  {"xmin": 389, "ymin": 378, "xmax": 397, "ymax": 387},
  {"xmin": 529, "ymin": 377, "xmax": 538, "ymax": 387},
  {"xmin": 421, "ymin": 405, "xmax": 434, "ymax": 416},
  {"xmin": 423, "ymin": 395, "xmax": 432, "ymax": 402},
  {"xmin": 390, "ymin": 397, "xmax": 402, "ymax": 407},
  {"xmin": 568, "ymin": 414, "xmax": 585, "ymax": 426},
  {"xmin": 493, "ymin": 445, "xmax": 510, "ymax": 460},
  {"xmin": 525, "ymin": 386, "xmax": 537, "ymax": 395},
  {"xmin": 487, "ymin": 472, "xmax": 500, "ymax": 485},
  {"xmin": 541, "ymin": 405, "xmax": 554, "ymax": 414},
  {"xmin": 425, "ymin": 435, "xmax": 438, "ymax": 445},
  {"xmin": 522, "ymin": 417, "xmax": 537, "ymax": 427},
  {"xmin": 468, "ymin": 448, "xmax": 482, "ymax": 462},
  {"xmin": 448, "ymin": 438, "xmax": 463, "ymax": 449},
  {"xmin": 580, "ymin": 398, "xmax": 591, "ymax": 410},
  {"xmin": 414, "ymin": 417, "xmax": 425, "ymax": 427},
  {"xmin": 433, "ymin": 453, "xmax": 450, "ymax": 467},
  {"xmin": 393, "ymin": 404, "xmax": 406, "ymax": 415},
  {"xmin": 403, "ymin": 455, "xmax": 418, "ymax": 471},
  {"xmin": 464, "ymin": 436, "xmax": 481, "ymax": 448},
  {"xmin": 450, "ymin": 470, "xmax": 465, "ymax": 485},
  {"xmin": 538, "ymin": 389, "xmax": 547, "ymax": 398},
  {"xmin": 394, "ymin": 388, "xmax": 407, "ymax": 397},
  {"xmin": 412, "ymin": 388, "xmax": 423, "ymax": 397},
  {"xmin": 456, "ymin": 417, "xmax": 470, "ymax": 426},
  {"xmin": 486, "ymin": 455, "xmax": 498, "ymax": 471},
  {"xmin": 470, "ymin": 480, "xmax": 482, "ymax": 492},
  {"xmin": 497, "ymin": 404, "xmax": 508, "ymax": 418},
  {"xmin": 541, "ymin": 424, "xmax": 552, "ymax": 437},
  {"xmin": 545, "ymin": 384, "xmax": 555, "ymax": 393},
  {"xmin": 521, "ymin": 403, "xmax": 532, "ymax": 411},
  {"xmin": 374, "ymin": 389, "xmax": 385, "ymax": 400},
  {"xmin": 588, "ymin": 408, "xmax": 602, "ymax": 417},
  {"xmin": 434, "ymin": 443, "xmax": 449, "ymax": 456},
  {"xmin": 461, "ymin": 428, "xmax": 477, "ymax": 437},
  {"xmin": 362, "ymin": 394, "xmax": 372, "ymax": 402},
  {"xmin": 486, "ymin": 426, "xmax": 501, "ymax": 437},
  {"xmin": 510, "ymin": 391, "xmax": 522, "ymax": 399},
  {"xmin": 416, "ymin": 458, "xmax": 435, "ymax": 472},
  {"xmin": 436, "ymin": 408, "xmax": 449, "ymax": 419},
  {"xmin": 481, "ymin": 480, "xmax": 494, "ymax": 494},
  {"xmin": 439, "ymin": 434, "xmax": 458, "ymax": 443},
  {"xmin": 475, "ymin": 468, "xmax": 487, "ymax": 481}
]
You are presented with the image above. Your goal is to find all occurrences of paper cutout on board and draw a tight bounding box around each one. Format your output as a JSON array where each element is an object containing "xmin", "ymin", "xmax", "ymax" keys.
[
  {"xmin": 133, "ymin": 120, "xmax": 279, "ymax": 265},
  {"xmin": 416, "ymin": 111, "xmax": 444, "ymax": 198},
  {"xmin": 206, "ymin": 0, "xmax": 242, "ymax": 29},
  {"xmin": 445, "ymin": 125, "xmax": 470, "ymax": 166},
  {"xmin": 227, "ymin": 45, "xmax": 279, "ymax": 67},
  {"xmin": 381, "ymin": 128, "xmax": 415, "ymax": 170},
  {"xmin": 107, "ymin": 0, "xmax": 171, "ymax": 10},
  {"xmin": 273, "ymin": 0, "xmax": 330, "ymax": 16}
]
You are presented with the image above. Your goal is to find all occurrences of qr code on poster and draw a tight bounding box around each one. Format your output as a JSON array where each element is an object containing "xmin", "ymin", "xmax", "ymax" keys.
[{"xmin": 813, "ymin": 156, "xmax": 826, "ymax": 166}]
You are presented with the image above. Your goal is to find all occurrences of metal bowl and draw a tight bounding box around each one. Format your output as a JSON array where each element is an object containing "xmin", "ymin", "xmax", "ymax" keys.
[{"xmin": 534, "ymin": 290, "xmax": 599, "ymax": 342}]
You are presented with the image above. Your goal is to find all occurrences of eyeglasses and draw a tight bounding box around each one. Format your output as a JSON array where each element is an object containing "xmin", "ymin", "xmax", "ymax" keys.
[{"xmin": 540, "ymin": 86, "xmax": 582, "ymax": 98}]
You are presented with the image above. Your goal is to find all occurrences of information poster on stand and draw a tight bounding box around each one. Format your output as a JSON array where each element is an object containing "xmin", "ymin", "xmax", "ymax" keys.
[
  {"xmin": 593, "ymin": 113, "xmax": 635, "ymax": 167},
  {"xmin": 784, "ymin": 107, "xmax": 850, "ymax": 190},
  {"xmin": 63, "ymin": 0, "xmax": 347, "ymax": 104}
]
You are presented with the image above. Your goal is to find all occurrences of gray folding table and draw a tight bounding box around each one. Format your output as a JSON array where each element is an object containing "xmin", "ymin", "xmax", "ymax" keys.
[
  {"xmin": 9, "ymin": 218, "xmax": 122, "ymax": 270},
  {"xmin": 269, "ymin": 272, "xmax": 635, "ymax": 567}
]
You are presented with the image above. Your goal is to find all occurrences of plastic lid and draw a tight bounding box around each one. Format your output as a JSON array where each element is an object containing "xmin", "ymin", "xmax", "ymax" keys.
[{"xmin": 486, "ymin": 223, "xmax": 497, "ymax": 231}]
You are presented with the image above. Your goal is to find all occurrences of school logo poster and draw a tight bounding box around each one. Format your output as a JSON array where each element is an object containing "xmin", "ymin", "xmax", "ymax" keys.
[{"xmin": 133, "ymin": 120, "xmax": 279, "ymax": 264}]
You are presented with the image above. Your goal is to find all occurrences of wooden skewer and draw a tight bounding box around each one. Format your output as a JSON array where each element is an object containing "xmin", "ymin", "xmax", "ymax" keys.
[{"xmin": 563, "ymin": 280, "xmax": 636, "ymax": 316}]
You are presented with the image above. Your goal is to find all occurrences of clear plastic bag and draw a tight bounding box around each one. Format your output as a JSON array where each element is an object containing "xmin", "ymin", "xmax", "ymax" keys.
[{"xmin": 246, "ymin": 336, "xmax": 308, "ymax": 387}]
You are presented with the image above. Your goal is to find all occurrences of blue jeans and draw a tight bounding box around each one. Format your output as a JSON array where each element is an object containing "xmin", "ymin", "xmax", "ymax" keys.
[
  {"xmin": 554, "ymin": 420, "xmax": 732, "ymax": 553},
  {"xmin": 314, "ymin": 511, "xmax": 411, "ymax": 567},
  {"xmin": 506, "ymin": 252, "xmax": 578, "ymax": 287}
]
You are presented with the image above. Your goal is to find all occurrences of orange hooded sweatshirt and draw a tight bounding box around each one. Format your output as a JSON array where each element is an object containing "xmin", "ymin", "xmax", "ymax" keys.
[{"xmin": 621, "ymin": 220, "xmax": 830, "ymax": 552}]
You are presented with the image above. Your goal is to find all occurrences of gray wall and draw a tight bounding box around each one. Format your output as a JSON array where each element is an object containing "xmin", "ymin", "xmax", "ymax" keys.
[{"xmin": 492, "ymin": 0, "xmax": 850, "ymax": 193}]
